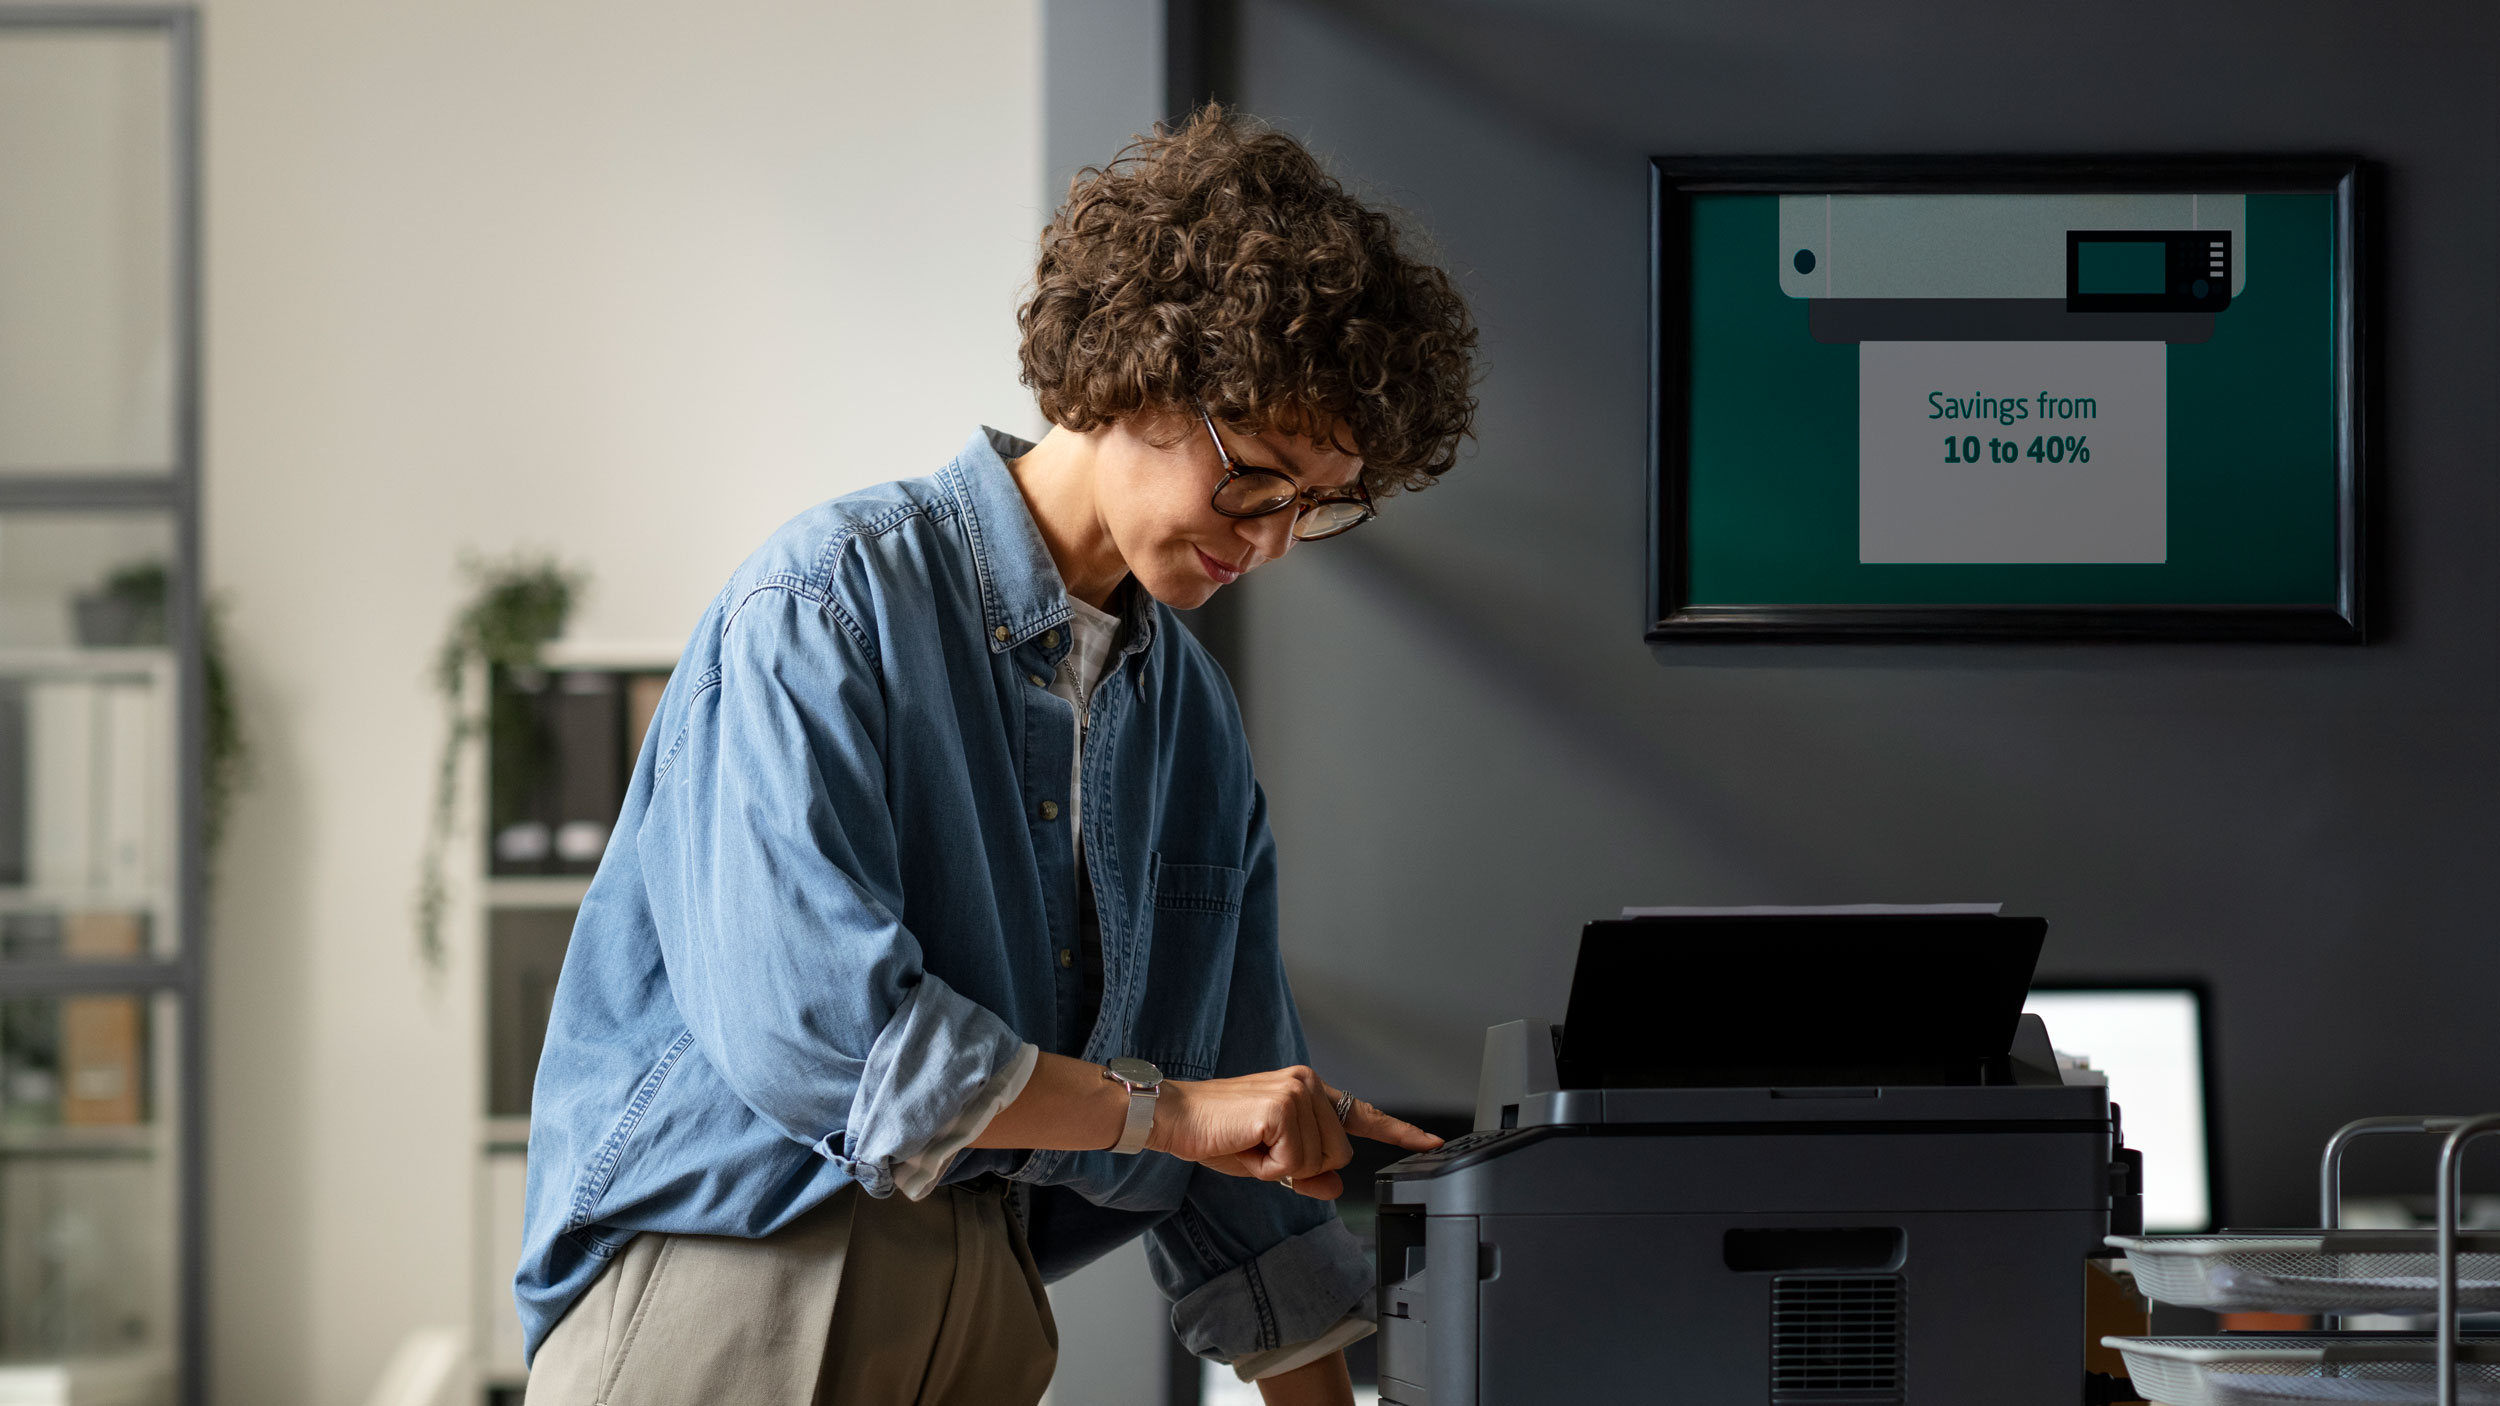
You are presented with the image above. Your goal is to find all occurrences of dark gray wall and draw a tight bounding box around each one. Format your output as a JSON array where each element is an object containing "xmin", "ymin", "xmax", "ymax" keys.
[
  {"xmin": 1043, "ymin": 0, "xmax": 1164, "ymax": 206},
  {"xmin": 1228, "ymin": 0, "xmax": 2500, "ymax": 1226}
]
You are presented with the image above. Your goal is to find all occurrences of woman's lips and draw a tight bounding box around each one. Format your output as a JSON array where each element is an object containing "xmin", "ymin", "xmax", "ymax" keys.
[{"xmin": 1194, "ymin": 546, "xmax": 1242, "ymax": 586}]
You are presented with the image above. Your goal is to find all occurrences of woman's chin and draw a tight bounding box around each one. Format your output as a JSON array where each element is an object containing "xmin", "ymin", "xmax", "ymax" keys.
[{"xmin": 1135, "ymin": 567, "xmax": 1219, "ymax": 612}]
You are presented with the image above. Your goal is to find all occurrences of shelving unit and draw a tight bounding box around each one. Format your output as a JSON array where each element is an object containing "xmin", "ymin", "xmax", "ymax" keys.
[
  {"xmin": 0, "ymin": 9, "xmax": 202, "ymax": 1406},
  {"xmin": 2108, "ymin": 1115, "xmax": 2500, "ymax": 1406},
  {"xmin": 460, "ymin": 642, "xmax": 677, "ymax": 1402}
]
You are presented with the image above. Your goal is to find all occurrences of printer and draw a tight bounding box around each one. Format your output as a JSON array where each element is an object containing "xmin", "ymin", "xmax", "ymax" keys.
[{"xmin": 1372, "ymin": 912, "xmax": 2143, "ymax": 1405}]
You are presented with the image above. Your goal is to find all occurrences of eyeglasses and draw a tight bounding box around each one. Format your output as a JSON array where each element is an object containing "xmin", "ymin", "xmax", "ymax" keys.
[{"xmin": 1196, "ymin": 404, "xmax": 1375, "ymax": 542}]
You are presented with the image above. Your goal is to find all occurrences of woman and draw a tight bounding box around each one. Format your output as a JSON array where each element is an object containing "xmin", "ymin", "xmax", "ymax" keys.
[{"xmin": 518, "ymin": 106, "xmax": 1478, "ymax": 1405}]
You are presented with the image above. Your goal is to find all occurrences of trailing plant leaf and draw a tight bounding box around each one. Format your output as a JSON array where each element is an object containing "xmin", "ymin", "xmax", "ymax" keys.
[
  {"xmin": 202, "ymin": 597, "xmax": 247, "ymax": 873},
  {"xmin": 104, "ymin": 560, "xmax": 169, "ymax": 604},
  {"xmin": 417, "ymin": 553, "xmax": 584, "ymax": 969},
  {"xmin": 78, "ymin": 559, "xmax": 246, "ymax": 879}
]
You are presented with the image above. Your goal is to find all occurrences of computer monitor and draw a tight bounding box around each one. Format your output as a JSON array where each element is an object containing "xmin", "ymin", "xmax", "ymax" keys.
[{"xmin": 2024, "ymin": 983, "xmax": 2218, "ymax": 1231}]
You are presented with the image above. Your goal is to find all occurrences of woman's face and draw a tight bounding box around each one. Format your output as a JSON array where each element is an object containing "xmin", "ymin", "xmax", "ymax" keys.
[{"xmin": 1096, "ymin": 411, "xmax": 1366, "ymax": 610}]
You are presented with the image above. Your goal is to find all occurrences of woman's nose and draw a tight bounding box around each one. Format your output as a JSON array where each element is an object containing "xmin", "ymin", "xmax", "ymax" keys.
[{"xmin": 1238, "ymin": 507, "xmax": 1297, "ymax": 565}]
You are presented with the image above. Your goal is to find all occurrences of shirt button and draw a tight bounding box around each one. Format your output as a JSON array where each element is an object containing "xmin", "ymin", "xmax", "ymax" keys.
[
  {"xmin": 993, "ymin": 625, "xmax": 1011, "ymax": 642},
  {"xmin": 1042, "ymin": 629, "xmax": 1061, "ymax": 650},
  {"xmin": 1058, "ymin": 948, "xmax": 1074, "ymax": 969},
  {"xmin": 1038, "ymin": 800, "xmax": 1060, "ymax": 821},
  {"xmin": 1028, "ymin": 673, "xmax": 1047, "ymax": 687}
]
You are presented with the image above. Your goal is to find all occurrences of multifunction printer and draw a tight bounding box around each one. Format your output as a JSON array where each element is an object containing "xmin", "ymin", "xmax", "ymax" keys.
[{"xmin": 1373, "ymin": 912, "xmax": 2143, "ymax": 1405}]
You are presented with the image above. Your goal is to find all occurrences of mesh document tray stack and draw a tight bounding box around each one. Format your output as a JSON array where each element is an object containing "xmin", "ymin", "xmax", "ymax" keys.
[{"xmin": 2105, "ymin": 1115, "xmax": 2500, "ymax": 1406}]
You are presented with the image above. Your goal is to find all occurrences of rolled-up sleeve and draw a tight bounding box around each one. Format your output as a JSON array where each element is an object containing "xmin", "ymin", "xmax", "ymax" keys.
[
  {"xmin": 883, "ymin": 1041, "xmax": 1039, "ymax": 1201},
  {"xmin": 637, "ymin": 581, "xmax": 1025, "ymax": 1199},
  {"xmin": 1146, "ymin": 783, "xmax": 1377, "ymax": 1364},
  {"xmin": 1163, "ymin": 1212, "xmax": 1375, "ymax": 1368}
]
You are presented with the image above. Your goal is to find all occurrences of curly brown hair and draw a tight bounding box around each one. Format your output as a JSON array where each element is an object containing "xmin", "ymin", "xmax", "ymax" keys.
[{"xmin": 1018, "ymin": 105, "xmax": 1478, "ymax": 496}]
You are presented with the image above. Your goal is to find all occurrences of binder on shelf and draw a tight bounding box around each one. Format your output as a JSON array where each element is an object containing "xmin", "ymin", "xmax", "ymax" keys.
[
  {"xmin": 489, "ymin": 667, "xmax": 647, "ymax": 876},
  {"xmin": 66, "ymin": 910, "xmax": 148, "ymax": 962},
  {"xmin": 0, "ymin": 997, "xmax": 61, "ymax": 1125},
  {"xmin": 489, "ymin": 667, "xmax": 557, "ymax": 875},
  {"xmin": 97, "ymin": 679, "xmax": 161, "ymax": 895},
  {"xmin": 625, "ymin": 672, "xmax": 669, "ymax": 765},
  {"xmin": 22, "ymin": 677, "xmax": 163, "ymax": 900},
  {"xmin": 552, "ymin": 672, "xmax": 621, "ymax": 871},
  {"xmin": 61, "ymin": 995, "xmax": 143, "ymax": 1125},
  {"xmin": 0, "ymin": 679, "xmax": 26, "ymax": 887},
  {"xmin": 28, "ymin": 680, "xmax": 97, "ymax": 893},
  {"xmin": 62, "ymin": 911, "xmax": 147, "ymax": 1125},
  {"xmin": 0, "ymin": 912, "xmax": 62, "ymax": 961},
  {"xmin": 487, "ymin": 907, "xmax": 574, "ymax": 1118}
]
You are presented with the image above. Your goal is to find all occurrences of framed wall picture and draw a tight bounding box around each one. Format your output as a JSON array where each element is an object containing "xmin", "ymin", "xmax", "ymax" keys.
[{"xmin": 1648, "ymin": 156, "xmax": 2370, "ymax": 642}]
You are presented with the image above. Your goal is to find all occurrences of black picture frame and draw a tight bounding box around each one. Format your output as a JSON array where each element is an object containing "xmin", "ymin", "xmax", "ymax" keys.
[{"xmin": 1648, "ymin": 155, "xmax": 2372, "ymax": 643}]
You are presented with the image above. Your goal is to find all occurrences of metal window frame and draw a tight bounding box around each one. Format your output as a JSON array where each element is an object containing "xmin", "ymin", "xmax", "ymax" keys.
[{"xmin": 0, "ymin": 8, "xmax": 206, "ymax": 1404}]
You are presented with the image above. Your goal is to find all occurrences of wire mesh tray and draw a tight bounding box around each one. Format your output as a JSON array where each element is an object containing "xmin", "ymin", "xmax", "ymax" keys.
[
  {"xmin": 2108, "ymin": 1335, "xmax": 2500, "ymax": 1406},
  {"xmin": 2112, "ymin": 1234, "xmax": 2500, "ymax": 1314}
]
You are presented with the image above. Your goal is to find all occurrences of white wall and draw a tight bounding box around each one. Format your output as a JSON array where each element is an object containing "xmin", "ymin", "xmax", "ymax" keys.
[{"xmin": 198, "ymin": 3, "xmax": 1042, "ymax": 1402}]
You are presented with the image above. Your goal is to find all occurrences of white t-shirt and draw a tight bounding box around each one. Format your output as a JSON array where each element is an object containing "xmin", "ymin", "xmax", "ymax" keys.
[{"xmin": 1049, "ymin": 591, "xmax": 1123, "ymax": 853}]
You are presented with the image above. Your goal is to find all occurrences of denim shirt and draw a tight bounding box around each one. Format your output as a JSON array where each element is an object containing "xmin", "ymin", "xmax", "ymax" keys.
[{"xmin": 514, "ymin": 428, "xmax": 1371, "ymax": 1365}]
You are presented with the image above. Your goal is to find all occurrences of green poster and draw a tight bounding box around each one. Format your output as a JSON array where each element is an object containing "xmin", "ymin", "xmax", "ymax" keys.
[{"xmin": 1655, "ymin": 165, "xmax": 2360, "ymax": 639}]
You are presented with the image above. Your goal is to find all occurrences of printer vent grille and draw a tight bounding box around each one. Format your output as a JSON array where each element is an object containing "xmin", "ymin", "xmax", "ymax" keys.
[{"xmin": 1770, "ymin": 1275, "xmax": 1903, "ymax": 1402}]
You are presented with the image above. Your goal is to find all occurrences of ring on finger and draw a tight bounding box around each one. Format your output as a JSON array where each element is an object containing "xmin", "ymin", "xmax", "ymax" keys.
[{"xmin": 1332, "ymin": 1091, "xmax": 1356, "ymax": 1123}]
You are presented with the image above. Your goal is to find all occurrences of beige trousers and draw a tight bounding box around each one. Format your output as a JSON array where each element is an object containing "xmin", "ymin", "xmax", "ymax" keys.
[{"xmin": 523, "ymin": 1184, "xmax": 1058, "ymax": 1406}]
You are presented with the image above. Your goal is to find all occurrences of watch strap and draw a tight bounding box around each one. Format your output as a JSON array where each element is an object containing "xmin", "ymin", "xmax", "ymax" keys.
[{"xmin": 1111, "ymin": 1084, "xmax": 1156, "ymax": 1155}]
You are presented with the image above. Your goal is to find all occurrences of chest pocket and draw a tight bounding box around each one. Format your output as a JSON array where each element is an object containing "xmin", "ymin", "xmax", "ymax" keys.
[{"xmin": 1125, "ymin": 854, "xmax": 1247, "ymax": 1078}]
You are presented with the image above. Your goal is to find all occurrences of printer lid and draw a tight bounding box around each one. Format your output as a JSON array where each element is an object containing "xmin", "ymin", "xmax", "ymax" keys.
[{"xmin": 1556, "ymin": 912, "xmax": 2047, "ymax": 1089}]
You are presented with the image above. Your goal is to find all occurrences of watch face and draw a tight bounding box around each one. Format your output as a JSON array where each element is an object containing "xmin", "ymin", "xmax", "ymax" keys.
[{"xmin": 1106, "ymin": 1056, "xmax": 1163, "ymax": 1089}]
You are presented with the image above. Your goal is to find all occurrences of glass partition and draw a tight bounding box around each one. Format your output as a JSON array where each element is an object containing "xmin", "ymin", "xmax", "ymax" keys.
[
  {"xmin": 0, "ymin": 512, "xmax": 177, "ymax": 650},
  {"xmin": 0, "ymin": 27, "xmax": 178, "ymax": 476},
  {"xmin": 0, "ymin": 512, "xmax": 179, "ymax": 962},
  {"xmin": 0, "ymin": 990, "xmax": 178, "ymax": 1403},
  {"xmin": 1, "ymin": 12, "xmax": 201, "ymax": 1403}
]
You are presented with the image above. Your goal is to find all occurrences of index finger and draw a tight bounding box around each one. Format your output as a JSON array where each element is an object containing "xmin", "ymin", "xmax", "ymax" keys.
[{"xmin": 1335, "ymin": 1094, "xmax": 1444, "ymax": 1152}]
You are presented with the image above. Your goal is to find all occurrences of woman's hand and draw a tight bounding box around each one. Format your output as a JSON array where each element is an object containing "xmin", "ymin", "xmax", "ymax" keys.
[
  {"xmin": 970, "ymin": 1053, "xmax": 1443, "ymax": 1200},
  {"xmin": 1148, "ymin": 1065, "xmax": 1443, "ymax": 1200}
]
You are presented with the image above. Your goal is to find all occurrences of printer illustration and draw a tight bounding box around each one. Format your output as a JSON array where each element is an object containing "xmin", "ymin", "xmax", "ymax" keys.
[
  {"xmin": 1373, "ymin": 911, "xmax": 2143, "ymax": 1405},
  {"xmin": 1778, "ymin": 192, "xmax": 2245, "ymax": 345}
]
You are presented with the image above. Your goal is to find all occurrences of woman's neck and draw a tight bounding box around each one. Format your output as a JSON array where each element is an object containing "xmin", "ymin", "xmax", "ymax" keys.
[{"xmin": 1008, "ymin": 424, "xmax": 1129, "ymax": 610}]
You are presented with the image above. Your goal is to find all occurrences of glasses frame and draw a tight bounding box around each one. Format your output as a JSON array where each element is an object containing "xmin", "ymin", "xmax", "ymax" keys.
[{"xmin": 1194, "ymin": 403, "xmax": 1375, "ymax": 542}]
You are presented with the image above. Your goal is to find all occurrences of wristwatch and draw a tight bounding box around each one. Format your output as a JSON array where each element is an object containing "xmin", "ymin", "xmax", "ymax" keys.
[{"xmin": 1102, "ymin": 1056, "xmax": 1164, "ymax": 1155}]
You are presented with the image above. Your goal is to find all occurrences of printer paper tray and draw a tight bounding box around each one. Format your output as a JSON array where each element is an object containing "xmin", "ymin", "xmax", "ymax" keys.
[
  {"xmin": 2113, "ymin": 1234, "xmax": 2500, "ymax": 1313},
  {"xmin": 2108, "ymin": 1334, "xmax": 2500, "ymax": 1406}
]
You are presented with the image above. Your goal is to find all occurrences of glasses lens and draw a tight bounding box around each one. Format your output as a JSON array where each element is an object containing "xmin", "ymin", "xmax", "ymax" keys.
[
  {"xmin": 1213, "ymin": 471, "xmax": 1297, "ymax": 517},
  {"xmin": 1293, "ymin": 500, "xmax": 1372, "ymax": 540}
]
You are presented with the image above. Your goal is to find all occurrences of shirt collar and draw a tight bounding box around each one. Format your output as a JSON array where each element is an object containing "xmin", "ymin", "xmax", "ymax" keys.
[{"xmin": 945, "ymin": 426, "xmax": 1157, "ymax": 657}]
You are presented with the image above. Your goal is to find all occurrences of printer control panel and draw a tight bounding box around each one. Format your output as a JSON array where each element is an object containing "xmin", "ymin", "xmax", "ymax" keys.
[{"xmin": 1377, "ymin": 1125, "xmax": 1554, "ymax": 1183}]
